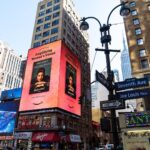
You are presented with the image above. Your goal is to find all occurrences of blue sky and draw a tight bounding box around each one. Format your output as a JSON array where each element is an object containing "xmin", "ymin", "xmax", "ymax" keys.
[{"xmin": 0, "ymin": 0, "xmax": 126, "ymax": 81}]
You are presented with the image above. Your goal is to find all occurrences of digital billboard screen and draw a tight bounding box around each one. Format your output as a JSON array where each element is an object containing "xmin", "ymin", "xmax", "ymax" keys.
[
  {"xmin": 29, "ymin": 59, "xmax": 51, "ymax": 94},
  {"xmin": 0, "ymin": 111, "xmax": 16, "ymax": 133},
  {"xmin": 19, "ymin": 41, "xmax": 81, "ymax": 115},
  {"xmin": 65, "ymin": 62, "xmax": 76, "ymax": 99}
]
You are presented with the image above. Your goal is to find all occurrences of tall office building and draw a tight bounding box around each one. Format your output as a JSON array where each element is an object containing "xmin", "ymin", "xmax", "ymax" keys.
[
  {"xmin": 16, "ymin": 0, "xmax": 92, "ymax": 149},
  {"xmin": 122, "ymin": 0, "xmax": 150, "ymax": 110},
  {"xmin": 113, "ymin": 69, "xmax": 120, "ymax": 82},
  {"xmin": 0, "ymin": 40, "xmax": 23, "ymax": 94},
  {"xmin": 121, "ymin": 36, "xmax": 132, "ymax": 80}
]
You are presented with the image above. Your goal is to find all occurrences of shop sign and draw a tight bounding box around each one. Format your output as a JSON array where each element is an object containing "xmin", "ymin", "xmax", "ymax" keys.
[
  {"xmin": 126, "ymin": 112, "xmax": 150, "ymax": 128},
  {"xmin": 0, "ymin": 136, "xmax": 13, "ymax": 140},
  {"xmin": 14, "ymin": 132, "xmax": 32, "ymax": 139},
  {"xmin": 32, "ymin": 132, "xmax": 60, "ymax": 142},
  {"xmin": 125, "ymin": 131, "xmax": 150, "ymax": 138},
  {"xmin": 69, "ymin": 134, "xmax": 81, "ymax": 143}
]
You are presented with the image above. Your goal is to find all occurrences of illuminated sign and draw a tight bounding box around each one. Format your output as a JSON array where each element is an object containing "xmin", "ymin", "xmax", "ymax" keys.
[
  {"xmin": 19, "ymin": 41, "xmax": 81, "ymax": 115},
  {"xmin": 0, "ymin": 111, "xmax": 16, "ymax": 133},
  {"xmin": 126, "ymin": 112, "xmax": 150, "ymax": 128}
]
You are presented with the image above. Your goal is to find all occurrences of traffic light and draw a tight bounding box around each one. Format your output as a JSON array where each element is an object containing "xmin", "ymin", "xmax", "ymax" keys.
[
  {"xmin": 78, "ymin": 95, "xmax": 84, "ymax": 104},
  {"xmin": 100, "ymin": 117, "xmax": 111, "ymax": 132}
]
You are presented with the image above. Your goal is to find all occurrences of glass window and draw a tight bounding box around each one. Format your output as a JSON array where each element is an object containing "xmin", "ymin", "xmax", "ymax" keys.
[
  {"xmin": 42, "ymin": 39, "xmax": 49, "ymax": 44},
  {"xmin": 133, "ymin": 18, "xmax": 140, "ymax": 25},
  {"xmin": 40, "ymin": 4, "xmax": 45, "ymax": 10},
  {"xmin": 141, "ymin": 59, "xmax": 149, "ymax": 69},
  {"xmin": 45, "ymin": 15, "xmax": 51, "ymax": 21},
  {"xmin": 54, "ymin": 0, "xmax": 60, "ymax": 4},
  {"xmin": 51, "ymin": 27, "xmax": 58, "ymax": 34},
  {"xmin": 131, "ymin": 10, "xmax": 137, "ymax": 16},
  {"xmin": 38, "ymin": 10, "xmax": 45, "ymax": 17},
  {"xmin": 53, "ymin": 5, "xmax": 60, "ymax": 11},
  {"xmin": 53, "ymin": 12, "xmax": 60, "ymax": 18},
  {"xmin": 33, "ymin": 42, "xmax": 41, "ymax": 48},
  {"xmin": 137, "ymin": 38, "xmax": 144, "ymax": 45},
  {"xmin": 52, "ymin": 19, "xmax": 59, "ymax": 26},
  {"xmin": 46, "ymin": 8, "xmax": 52, "ymax": 14},
  {"xmin": 129, "ymin": 1, "xmax": 136, "ymax": 7},
  {"xmin": 139, "ymin": 49, "xmax": 147, "ymax": 57},
  {"xmin": 44, "ymin": 23, "xmax": 50, "ymax": 29},
  {"xmin": 135, "ymin": 28, "xmax": 142, "ymax": 35},
  {"xmin": 144, "ymin": 74, "xmax": 150, "ymax": 82},
  {"xmin": 36, "ymin": 26, "xmax": 42, "ymax": 32},
  {"xmin": 50, "ymin": 36, "xmax": 58, "ymax": 42},
  {"xmin": 43, "ymin": 31, "xmax": 50, "ymax": 37},
  {"xmin": 148, "ymin": 5, "xmax": 150, "ymax": 10},
  {"xmin": 37, "ymin": 18, "xmax": 43, "ymax": 24},
  {"xmin": 35, "ymin": 34, "xmax": 42, "ymax": 40},
  {"xmin": 47, "ymin": 1, "xmax": 52, "ymax": 7}
]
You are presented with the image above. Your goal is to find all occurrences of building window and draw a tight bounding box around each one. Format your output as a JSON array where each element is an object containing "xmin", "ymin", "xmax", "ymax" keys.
[
  {"xmin": 37, "ymin": 18, "xmax": 43, "ymax": 24},
  {"xmin": 52, "ymin": 19, "xmax": 59, "ymax": 26},
  {"xmin": 133, "ymin": 18, "xmax": 140, "ymax": 25},
  {"xmin": 54, "ymin": 0, "xmax": 60, "ymax": 4},
  {"xmin": 51, "ymin": 27, "xmax": 58, "ymax": 34},
  {"xmin": 43, "ymin": 31, "xmax": 50, "ymax": 37},
  {"xmin": 53, "ymin": 12, "xmax": 60, "ymax": 18},
  {"xmin": 53, "ymin": 5, "xmax": 60, "ymax": 11},
  {"xmin": 139, "ymin": 49, "xmax": 147, "ymax": 57},
  {"xmin": 44, "ymin": 23, "xmax": 50, "ymax": 29},
  {"xmin": 137, "ymin": 38, "xmax": 144, "ymax": 45},
  {"xmin": 40, "ymin": 4, "xmax": 45, "ymax": 10},
  {"xmin": 147, "ymin": 5, "xmax": 150, "ymax": 10},
  {"xmin": 144, "ymin": 73, "xmax": 150, "ymax": 82},
  {"xmin": 135, "ymin": 28, "xmax": 142, "ymax": 35},
  {"xmin": 33, "ymin": 42, "xmax": 41, "ymax": 48},
  {"xmin": 35, "ymin": 34, "xmax": 42, "ymax": 40},
  {"xmin": 131, "ymin": 10, "xmax": 137, "ymax": 16},
  {"xmin": 47, "ymin": 1, "xmax": 52, "ymax": 7},
  {"xmin": 42, "ymin": 39, "xmax": 49, "ymax": 44},
  {"xmin": 141, "ymin": 59, "xmax": 149, "ymax": 69},
  {"xmin": 46, "ymin": 8, "xmax": 52, "ymax": 14},
  {"xmin": 38, "ymin": 10, "xmax": 45, "ymax": 17},
  {"xmin": 36, "ymin": 26, "xmax": 42, "ymax": 32},
  {"xmin": 50, "ymin": 36, "xmax": 58, "ymax": 42},
  {"xmin": 129, "ymin": 1, "xmax": 136, "ymax": 7},
  {"xmin": 45, "ymin": 15, "xmax": 51, "ymax": 21}
]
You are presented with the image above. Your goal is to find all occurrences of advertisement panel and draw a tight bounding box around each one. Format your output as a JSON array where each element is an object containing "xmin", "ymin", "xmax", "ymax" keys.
[
  {"xmin": 123, "ymin": 131, "xmax": 150, "ymax": 150},
  {"xmin": 0, "ymin": 111, "xmax": 16, "ymax": 133},
  {"xmin": 19, "ymin": 41, "xmax": 81, "ymax": 115}
]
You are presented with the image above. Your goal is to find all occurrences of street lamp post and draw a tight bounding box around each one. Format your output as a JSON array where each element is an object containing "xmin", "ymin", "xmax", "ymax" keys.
[{"xmin": 80, "ymin": 1, "xmax": 130, "ymax": 149}]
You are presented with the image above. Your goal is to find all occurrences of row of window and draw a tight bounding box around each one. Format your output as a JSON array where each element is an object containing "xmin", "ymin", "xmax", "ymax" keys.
[
  {"xmin": 129, "ymin": 0, "xmax": 150, "ymax": 8},
  {"xmin": 37, "ymin": 12, "xmax": 60, "ymax": 24},
  {"xmin": 36, "ymin": 19, "xmax": 59, "ymax": 32},
  {"xmin": 35, "ymin": 27, "xmax": 58, "ymax": 40},
  {"xmin": 39, "ymin": 4, "xmax": 60, "ymax": 17},
  {"xmin": 33, "ymin": 35, "xmax": 58, "ymax": 48},
  {"xmin": 40, "ymin": 0, "xmax": 60, "ymax": 10}
]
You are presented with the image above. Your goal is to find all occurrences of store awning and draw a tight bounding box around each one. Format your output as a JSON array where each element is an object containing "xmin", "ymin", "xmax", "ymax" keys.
[{"xmin": 32, "ymin": 132, "xmax": 60, "ymax": 142}]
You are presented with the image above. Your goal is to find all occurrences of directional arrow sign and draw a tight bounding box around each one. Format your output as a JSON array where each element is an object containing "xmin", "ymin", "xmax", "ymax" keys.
[
  {"xmin": 100, "ymin": 100, "xmax": 125, "ymax": 110},
  {"xmin": 95, "ymin": 70, "xmax": 110, "ymax": 90}
]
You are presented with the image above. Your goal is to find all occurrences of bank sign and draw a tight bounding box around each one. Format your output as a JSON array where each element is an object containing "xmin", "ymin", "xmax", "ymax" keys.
[{"xmin": 126, "ymin": 112, "xmax": 150, "ymax": 128}]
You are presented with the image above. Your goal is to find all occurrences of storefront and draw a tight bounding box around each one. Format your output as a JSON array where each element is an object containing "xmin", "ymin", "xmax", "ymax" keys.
[
  {"xmin": 31, "ymin": 132, "xmax": 81, "ymax": 150},
  {"xmin": 0, "ymin": 136, "xmax": 14, "ymax": 148},
  {"xmin": 14, "ymin": 132, "xmax": 32, "ymax": 150},
  {"xmin": 119, "ymin": 112, "xmax": 150, "ymax": 150}
]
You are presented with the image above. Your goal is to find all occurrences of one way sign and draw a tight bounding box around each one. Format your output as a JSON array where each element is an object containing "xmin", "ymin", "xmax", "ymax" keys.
[{"xmin": 100, "ymin": 99, "xmax": 125, "ymax": 110}]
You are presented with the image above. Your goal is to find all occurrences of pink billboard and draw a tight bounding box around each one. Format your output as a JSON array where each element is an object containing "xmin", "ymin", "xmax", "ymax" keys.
[{"xmin": 19, "ymin": 40, "xmax": 81, "ymax": 115}]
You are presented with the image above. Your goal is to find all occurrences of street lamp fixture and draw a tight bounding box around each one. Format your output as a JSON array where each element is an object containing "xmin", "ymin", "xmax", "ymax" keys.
[{"xmin": 80, "ymin": 1, "xmax": 130, "ymax": 149}]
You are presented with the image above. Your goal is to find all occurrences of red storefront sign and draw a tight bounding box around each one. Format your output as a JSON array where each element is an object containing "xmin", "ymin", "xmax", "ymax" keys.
[{"xmin": 32, "ymin": 132, "xmax": 60, "ymax": 142}]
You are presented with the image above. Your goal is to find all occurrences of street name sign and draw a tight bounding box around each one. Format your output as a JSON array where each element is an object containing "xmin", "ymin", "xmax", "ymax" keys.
[
  {"xmin": 116, "ymin": 88, "xmax": 150, "ymax": 100},
  {"xmin": 100, "ymin": 99, "xmax": 125, "ymax": 110},
  {"xmin": 95, "ymin": 70, "xmax": 110, "ymax": 89},
  {"xmin": 114, "ymin": 77, "xmax": 149, "ymax": 91}
]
